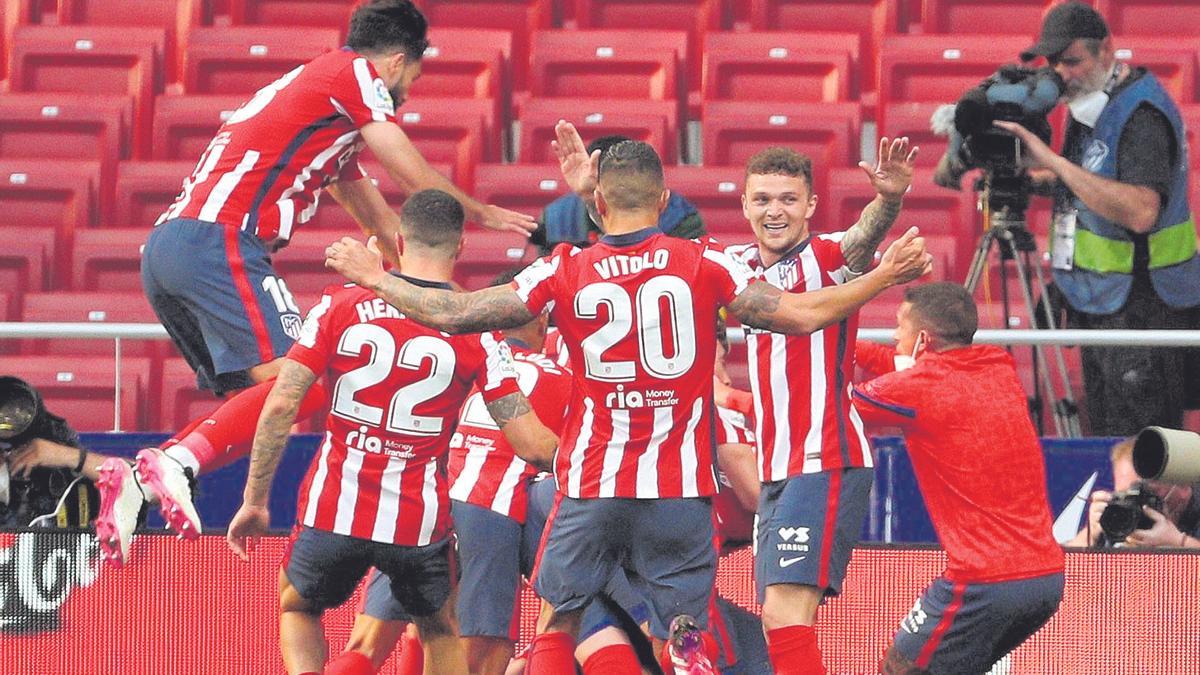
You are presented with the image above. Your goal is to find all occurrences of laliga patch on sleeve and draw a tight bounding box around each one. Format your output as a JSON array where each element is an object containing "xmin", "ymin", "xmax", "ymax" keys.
[{"xmin": 370, "ymin": 78, "xmax": 395, "ymax": 115}]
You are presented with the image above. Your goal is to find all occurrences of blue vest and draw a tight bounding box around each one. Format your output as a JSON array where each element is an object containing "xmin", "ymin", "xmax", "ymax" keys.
[
  {"xmin": 541, "ymin": 192, "xmax": 698, "ymax": 246},
  {"xmin": 1054, "ymin": 73, "xmax": 1200, "ymax": 314}
]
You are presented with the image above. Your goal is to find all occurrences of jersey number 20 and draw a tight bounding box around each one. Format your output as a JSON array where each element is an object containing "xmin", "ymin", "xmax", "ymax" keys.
[{"xmin": 574, "ymin": 275, "xmax": 696, "ymax": 382}]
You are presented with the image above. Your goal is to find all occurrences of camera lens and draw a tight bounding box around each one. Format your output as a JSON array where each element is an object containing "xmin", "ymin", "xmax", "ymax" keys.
[{"xmin": 1099, "ymin": 502, "xmax": 1139, "ymax": 541}]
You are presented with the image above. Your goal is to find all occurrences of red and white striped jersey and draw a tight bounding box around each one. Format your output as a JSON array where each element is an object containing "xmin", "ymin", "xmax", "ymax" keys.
[
  {"xmin": 512, "ymin": 230, "xmax": 755, "ymax": 500},
  {"xmin": 725, "ymin": 234, "xmax": 872, "ymax": 482},
  {"xmin": 713, "ymin": 405, "xmax": 756, "ymax": 545},
  {"xmin": 287, "ymin": 280, "xmax": 520, "ymax": 546},
  {"xmin": 447, "ymin": 343, "xmax": 573, "ymax": 523},
  {"xmin": 158, "ymin": 49, "xmax": 391, "ymax": 248}
]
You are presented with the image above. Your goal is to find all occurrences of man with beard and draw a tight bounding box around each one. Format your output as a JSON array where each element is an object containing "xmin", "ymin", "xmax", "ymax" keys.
[{"xmin": 996, "ymin": 1, "xmax": 1200, "ymax": 436}]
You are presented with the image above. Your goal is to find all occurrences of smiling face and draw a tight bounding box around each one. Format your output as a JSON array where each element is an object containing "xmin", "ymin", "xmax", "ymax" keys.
[{"xmin": 742, "ymin": 172, "xmax": 818, "ymax": 266}]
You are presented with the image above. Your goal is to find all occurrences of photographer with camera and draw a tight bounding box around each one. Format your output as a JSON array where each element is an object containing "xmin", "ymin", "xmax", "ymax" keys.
[
  {"xmin": 0, "ymin": 376, "xmax": 117, "ymax": 529},
  {"xmin": 1071, "ymin": 434, "xmax": 1200, "ymax": 549},
  {"xmin": 994, "ymin": 1, "xmax": 1200, "ymax": 437}
]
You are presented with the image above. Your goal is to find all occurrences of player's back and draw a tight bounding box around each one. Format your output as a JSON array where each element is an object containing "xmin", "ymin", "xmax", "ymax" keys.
[
  {"xmin": 287, "ymin": 281, "xmax": 516, "ymax": 546},
  {"xmin": 514, "ymin": 230, "xmax": 752, "ymax": 500},
  {"xmin": 448, "ymin": 345, "xmax": 572, "ymax": 521},
  {"xmin": 159, "ymin": 49, "xmax": 392, "ymax": 246}
]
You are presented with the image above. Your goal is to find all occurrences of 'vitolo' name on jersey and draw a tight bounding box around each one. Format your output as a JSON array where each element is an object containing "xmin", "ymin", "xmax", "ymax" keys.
[{"xmin": 593, "ymin": 249, "xmax": 671, "ymax": 280}]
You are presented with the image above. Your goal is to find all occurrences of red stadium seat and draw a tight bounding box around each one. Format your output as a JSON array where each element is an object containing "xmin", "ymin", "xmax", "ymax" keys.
[
  {"xmin": 55, "ymin": 0, "xmax": 207, "ymax": 82},
  {"xmin": 151, "ymin": 94, "xmax": 245, "ymax": 161},
  {"xmin": 0, "ymin": 159, "xmax": 99, "ymax": 283},
  {"xmin": 8, "ymin": 25, "xmax": 164, "ymax": 158},
  {"xmin": 877, "ymin": 102, "xmax": 951, "ymax": 169},
  {"xmin": 1178, "ymin": 104, "xmax": 1200, "ymax": 171},
  {"xmin": 878, "ymin": 35, "xmax": 1031, "ymax": 109},
  {"xmin": 701, "ymin": 102, "xmax": 860, "ymax": 194},
  {"xmin": 1097, "ymin": 0, "xmax": 1200, "ymax": 37},
  {"xmin": 660, "ymin": 165, "xmax": 748, "ymax": 241},
  {"xmin": 0, "ymin": 355, "xmax": 152, "ymax": 431},
  {"xmin": 302, "ymin": 157, "xmax": 455, "ymax": 232},
  {"xmin": 519, "ymin": 98, "xmax": 679, "ymax": 164},
  {"xmin": 1112, "ymin": 38, "xmax": 1196, "ymax": 104},
  {"xmin": 420, "ymin": 28, "xmax": 512, "ymax": 127},
  {"xmin": 158, "ymin": 357, "xmax": 225, "ymax": 432},
  {"xmin": 472, "ymin": 163, "xmax": 568, "ymax": 220},
  {"xmin": 272, "ymin": 238, "xmax": 346, "ymax": 296},
  {"xmin": 71, "ymin": 228, "xmax": 147, "ymax": 291},
  {"xmin": 182, "ymin": 26, "xmax": 340, "ymax": 94},
  {"xmin": 0, "ymin": 226, "xmax": 55, "ymax": 297},
  {"xmin": 454, "ymin": 229, "xmax": 533, "ymax": 290},
  {"xmin": 415, "ymin": 0, "xmax": 553, "ymax": 89},
  {"xmin": 571, "ymin": 0, "xmax": 725, "ymax": 95},
  {"xmin": 228, "ymin": 0, "xmax": 357, "ymax": 28},
  {"xmin": 703, "ymin": 32, "xmax": 857, "ymax": 104},
  {"xmin": 19, "ymin": 291, "xmax": 161, "ymax": 358},
  {"xmin": 743, "ymin": 0, "xmax": 900, "ymax": 94},
  {"xmin": 0, "ymin": 93, "xmax": 131, "ymax": 206},
  {"xmin": 529, "ymin": 29, "xmax": 686, "ymax": 106},
  {"xmin": 393, "ymin": 97, "xmax": 497, "ymax": 186},
  {"xmin": 0, "ymin": 0, "xmax": 33, "ymax": 80},
  {"xmin": 919, "ymin": 0, "xmax": 1059, "ymax": 34},
  {"xmin": 111, "ymin": 160, "xmax": 193, "ymax": 227}
]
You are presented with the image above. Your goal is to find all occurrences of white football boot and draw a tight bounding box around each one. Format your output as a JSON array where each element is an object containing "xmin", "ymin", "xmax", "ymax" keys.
[
  {"xmin": 94, "ymin": 458, "xmax": 145, "ymax": 568},
  {"xmin": 134, "ymin": 447, "xmax": 203, "ymax": 540}
]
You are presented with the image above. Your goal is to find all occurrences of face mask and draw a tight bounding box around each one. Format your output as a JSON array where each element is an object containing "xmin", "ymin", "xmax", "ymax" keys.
[
  {"xmin": 893, "ymin": 334, "xmax": 923, "ymax": 372},
  {"xmin": 1067, "ymin": 89, "xmax": 1109, "ymax": 128}
]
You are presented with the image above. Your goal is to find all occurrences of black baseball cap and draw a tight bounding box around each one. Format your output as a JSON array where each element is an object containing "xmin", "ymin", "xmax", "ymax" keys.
[{"xmin": 1021, "ymin": 2, "xmax": 1109, "ymax": 61}]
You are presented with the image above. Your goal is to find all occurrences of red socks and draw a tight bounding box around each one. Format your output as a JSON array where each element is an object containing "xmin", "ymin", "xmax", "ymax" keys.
[
  {"xmin": 583, "ymin": 643, "xmax": 642, "ymax": 675},
  {"xmin": 323, "ymin": 650, "xmax": 374, "ymax": 675},
  {"xmin": 766, "ymin": 625, "xmax": 826, "ymax": 675},
  {"xmin": 163, "ymin": 378, "xmax": 328, "ymax": 474},
  {"xmin": 527, "ymin": 631, "xmax": 577, "ymax": 675},
  {"xmin": 396, "ymin": 629, "xmax": 423, "ymax": 675}
]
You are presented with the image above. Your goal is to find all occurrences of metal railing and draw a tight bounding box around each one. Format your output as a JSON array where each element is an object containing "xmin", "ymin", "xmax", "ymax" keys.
[{"xmin": 5, "ymin": 321, "xmax": 1200, "ymax": 432}]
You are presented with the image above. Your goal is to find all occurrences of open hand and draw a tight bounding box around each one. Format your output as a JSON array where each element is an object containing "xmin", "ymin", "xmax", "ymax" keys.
[
  {"xmin": 551, "ymin": 119, "xmax": 600, "ymax": 198},
  {"xmin": 860, "ymin": 136, "xmax": 918, "ymax": 201},
  {"xmin": 993, "ymin": 120, "xmax": 1059, "ymax": 171},
  {"xmin": 1125, "ymin": 506, "xmax": 1183, "ymax": 548},
  {"xmin": 481, "ymin": 204, "xmax": 536, "ymax": 235},
  {"xmin": 326, "ymin": 236, "xmax": 387, "ymax": 288}
]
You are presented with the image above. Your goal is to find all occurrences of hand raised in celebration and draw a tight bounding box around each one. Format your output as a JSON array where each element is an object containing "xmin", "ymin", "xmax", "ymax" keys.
[
  {"xmin": 860, "ymin": 136, "xmax": 919, "ymax": 201},
  {"xmin": 551, "ymin": 120, "xmax": 601, "ymax": 198}
]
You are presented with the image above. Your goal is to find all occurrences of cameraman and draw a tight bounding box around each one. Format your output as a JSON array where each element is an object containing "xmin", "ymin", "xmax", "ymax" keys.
[{"xmin": 996, "ymin": 1, "xmax": 1200, "ymax": 437}]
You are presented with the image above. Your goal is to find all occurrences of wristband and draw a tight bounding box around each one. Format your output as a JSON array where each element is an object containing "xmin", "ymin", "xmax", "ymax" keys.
[{"xmin": 73, "ymin": 447, "xmax": 87, "ymax": 475}]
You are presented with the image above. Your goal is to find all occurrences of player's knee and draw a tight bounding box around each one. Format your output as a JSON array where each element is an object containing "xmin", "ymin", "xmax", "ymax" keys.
[
  {"xmin": 881, "ymin": 645, "xmax": 929, "ymax": 675},
  {"xmin": 345, "ymin": 614, "xmax": 406, "ymax": 668},
  {"xmin": 248, "ymin": 357, "xmax": 287, "ymax": 383},
  {"xmin": 278, "ymin": 572, "xmax": 321, "ymax": 615},
  {"xmin": 761, "ymin": 583, "xmax": 820, "ymax": 629}
]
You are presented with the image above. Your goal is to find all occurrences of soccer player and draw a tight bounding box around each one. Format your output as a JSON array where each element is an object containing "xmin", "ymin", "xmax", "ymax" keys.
[
  {"xmin": 852, "ymin": 283, "xmax": 1065, "ymax": 674},
  {"xmin": 722, "ymin": 141, "xmax": 916, "ymax": 674},
  {"xmin": 94, "ymin": 0, "xmax": 535, "ymax": 566},
  {"xmin": 325, "ymin": 122, "xmax": 932, "ymax": 673},
  {"xmin": 224, "ymin": 189, "xmax": 555, "ymax": 675}
]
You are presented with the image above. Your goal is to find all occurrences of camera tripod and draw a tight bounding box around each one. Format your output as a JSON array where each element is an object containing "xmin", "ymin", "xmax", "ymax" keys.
[{"xmin": 963, "ymin": 175, "xmax": 1082, "ymax": 437}]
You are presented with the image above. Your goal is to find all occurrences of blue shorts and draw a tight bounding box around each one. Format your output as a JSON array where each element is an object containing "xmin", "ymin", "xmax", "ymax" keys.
[
  {"xmin": 892, "ymin": 572, "xmax": 1064, "ymax": 673},
  {"xmin": 754, "ymin": 467, "xmax": 873, "ymax": 601},
  {"xmin": 451, "ymin": 498, "xmax": 545, "ymax": 639},
  {"xmin": 284, "ymin": 526, "xmax": 452, "ymax": 616},
  {"xmin": 142, "ymin": 218, "xmax": 302, "ymax": 394},
  {"xmin": 532, "ymin": 495, "xmax": 715, "ymax": 641}
]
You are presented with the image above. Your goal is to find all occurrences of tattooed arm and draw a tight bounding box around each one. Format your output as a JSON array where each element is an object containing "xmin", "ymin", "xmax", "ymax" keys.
[
  {"xmin": 840, "ymin": 136, "xmax": 918, "ymax": 272},
  {"xmin": 728, "ymin": 227, "xmax": 932, "ymax": 335},
  {"xmin": 227, "ymin": 359, "xmax": 317, "ymax": 560},
  {"xmin": 244, "ymin": 360, "xmax": 318, "ymax": 506},
  {"xmin": 488, "ymin": 391, "xmax": 559, "ymax": 470},
  {"xmin": 325, "ymin": 235, "xmax": 536, "ymax": 333}
]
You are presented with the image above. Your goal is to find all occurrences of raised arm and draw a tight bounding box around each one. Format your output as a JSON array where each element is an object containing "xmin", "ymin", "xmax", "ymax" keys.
[
  {"xmin": 326, "ymin": 177, "xmax": 404, "ymax": 269},
  {"xmin": 360, "ymin": 120, "xmax": 536, "ymax": 235},
  {"xmin": 840, "ymin": 136, "xmax": 917, "ymax": 272},
  {"xmin": 487, "ymin": 392, "xmax": 558, "ymax": 470},
  {"xmin": 324, "ymin": 235, "xmax": 536, "ymax": 333},
  {"xmin": 728, "ymin": 227, "xmax": 932, "ymax": 334}
]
